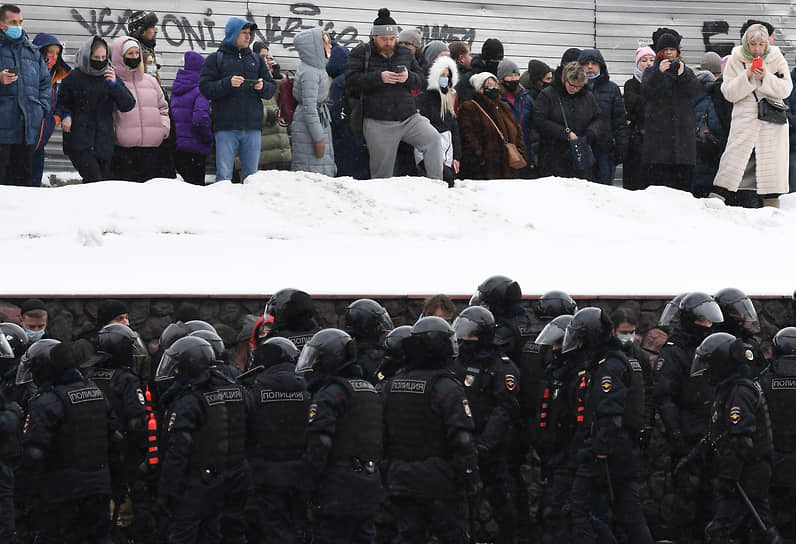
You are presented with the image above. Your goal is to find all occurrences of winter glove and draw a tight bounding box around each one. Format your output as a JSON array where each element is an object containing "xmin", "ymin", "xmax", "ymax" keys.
[{"xmin": 314, "ymin": 140, "xmax": 325, "ymax": 159}]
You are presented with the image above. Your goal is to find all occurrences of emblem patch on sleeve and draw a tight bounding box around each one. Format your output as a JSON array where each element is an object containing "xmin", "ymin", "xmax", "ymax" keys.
[
  {"xmin": 656, "ymin": 358, "xmax": 664, "ymax": 371},
  {"xmin": 167, "ymin": 412, "xmax": 176, "ymax": 432},
  {"xmin": 23, "ymin": 414, "xmax": 29, "ymax": 433},
  {"xmin": 729, "ymin": 406, "xmax": 742, "ymax": 425},
  {"xmin": 505, "ymin": 374, "xmax": 516, "ymax": 391},
  {"xmin": 464, "ymin": 374, "xmax": 475, "ymax": 387},
  {"xmin": 600, "ymin": 376, "xmax": 613, "ymax": 393},
  {"xmin": 308, "ymin": 403, "xmax": 318, "ymax": 423},
  {"xmin": 462, "ymin": 399, "xmax": 472, "ymax": 417},
  {"xmin": 136, "ymin": 388, "xmax": 146, "ymax": 405}
]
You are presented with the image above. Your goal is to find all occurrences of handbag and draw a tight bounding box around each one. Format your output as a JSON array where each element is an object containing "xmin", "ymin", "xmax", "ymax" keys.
[
  {"xmin": 345, "ymin": 46, "xmax": 370, "ymax": 135},
  {"xmin": 754, "ymin": 90, "xmax": 788, "ymax": 125},
  {"xmin": 558, "ymin": 99, "xmax": 595, "ymax": 170},
  {"xmin": 471, "ymin": 101, "xmax": 527, "ymax": 170}
]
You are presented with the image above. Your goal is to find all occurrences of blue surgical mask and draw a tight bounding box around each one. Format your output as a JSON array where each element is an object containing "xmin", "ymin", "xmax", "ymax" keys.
[
  {"xmin": 587, "ymin": 71, "xmax": 601, "ymax": 80},
  {"xmin": 25, "ymin": 328, "xmax": 45, "ymax": 342},
  {"xmin": 5, "ymin": 25, "xmax": 22, "ymax": 40},
  {"xmin": 439, "ymin": 76, "xmax": 449, "ymax": 89}
]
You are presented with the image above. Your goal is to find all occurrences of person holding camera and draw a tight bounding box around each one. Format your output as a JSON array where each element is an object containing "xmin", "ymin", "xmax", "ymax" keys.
[
  {"xmin": 640, "ymin": 28, "xmax": 701, "ymax": 191},
  {"xmin": 345, "ymin": 8, "xmax": 442, "ymax": 179},
  {"xmin": 0, "ymin": 4, "xmax": 50, "ymax": 186}
]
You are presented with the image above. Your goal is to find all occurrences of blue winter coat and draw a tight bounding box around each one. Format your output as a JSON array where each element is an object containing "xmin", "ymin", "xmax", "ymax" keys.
[
  {"xmin": 31, "ymin": 33, "xmax": 70, "ymax": 150},
  {"xmin": 171, "ymin": 50, "xmax": 212, "ymax": 155},
  {"xmin": 199, "ymin": 17, "xmax": 274, "ymax": 132},
  {"xmin": 0, "ymin": 29, "xmax": 51, "ymax": 145},
  {"xmin": 501, "ymin": 89, "xmax": 534, "ymax": 164}
]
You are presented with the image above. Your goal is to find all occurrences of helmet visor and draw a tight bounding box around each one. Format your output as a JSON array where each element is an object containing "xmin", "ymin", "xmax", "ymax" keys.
[
  {"xmin": 295, "ymin": 343, "xmax": 321, "ymax": 374},
  {"xmin": 15, "ymin": 359, "xmax": 32, "ymax": 385},
  {"xmin": 155, "ymin": 351, "xmax": 178, "ymax": 381},
  {"xmin": 0, "ymin": 333, "xmax": 12, "ymax": 359},
  {"xmin": 535, "ymin": 320, "xmax": 567, "ymax": 347},
  {"xmin": 452, "ymin": 315, "xmax": 481, "ymax": 341},
  {"xmin": 469, "ymin": 290, "xmax": 483, "ymax": 306},
  {"xmin": 725, "ymin": 298, "xmax": 760, "ymax": 334},
  {"xmin": 690, "ymin": 351, "xmax": 710, "ymax": 378},
  {"xmin": 377, "ymin": 311, "xmax": 395, "ymax": 334},
  {"xmin": 133, "ymin": 333, "xmax": 148, "ymax": 364},
  {"xmin": 692, "ymin": 299, "xmax": 724, "ymax": 324},
  {"xmin": 561, "ymin": 325, "xmax": 580, "ymax": 354},
  {"xmin": 658, "ymin": 300, "xmax": 680, "ymax": 327}
]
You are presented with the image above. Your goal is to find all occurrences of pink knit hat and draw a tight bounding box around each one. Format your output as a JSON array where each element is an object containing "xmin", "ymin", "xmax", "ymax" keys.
[
  {"xmin": 635, "ymin": 46, "xmax": 655, "ymax": 65},
  {"xmin": 721, "ymin": 55, "xmax": 730, "ymax": 73}
]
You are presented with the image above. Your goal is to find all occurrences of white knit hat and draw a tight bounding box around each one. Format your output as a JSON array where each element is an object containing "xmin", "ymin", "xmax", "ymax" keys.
[
  {"xmin": 469, "ymin": 72, "xmax": 498, "ymax": 91},
  {"xmin": 122, "ymin": 39, "xmax": 140, "ymax": 55}
]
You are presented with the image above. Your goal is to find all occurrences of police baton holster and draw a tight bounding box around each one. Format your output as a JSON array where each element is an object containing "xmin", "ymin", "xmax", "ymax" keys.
[{"xmin": 735, "ymin": 481, "xmax": 784, "ymax": 544}]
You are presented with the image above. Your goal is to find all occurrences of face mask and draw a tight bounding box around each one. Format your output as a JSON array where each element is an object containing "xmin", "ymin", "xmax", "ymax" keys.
[
  {"xmin": 483, "ymin": 87, "xmax": 499, "ymax": 99},
  {"xmin": 44, "ymin": 56, "xmax": 56, "ymax": 69},
  {"xmin": 503, "ymin": 80, "xmax": 519, "ymax": 92},
  {"xmin": 25, "ymin": 329, "xmax": 45, "ymax": 342},
  {"xmin": 145, "ymin": 65, "xmax": 158, "ymax": 75},
  {"xmin": 439, "ymin": 76, "xmax": 449, "ymax": 88},
  {"xmin": 541, "ymin": 81, "xmax": 551, "ymax": 88},
  {"xmin": 124, "ymin": 56, "xmax": 141, "ymax": 70},
  {"xmin": 587, "ymin": 71, "xmax": 601, "ymax": 80},
  {"xmin": 485, "ymin": 61, "xmax": 500, "ymax": 74},
  {"xmin": 617, "ymin": 333, "xmax": 635, "ymax": 347},
  {"xmin": 90, "ymin": 59, "xmax": 107, "ymax": 71},
  {"xmin": 4, "ymin": 25, "xmax": 22, "ymax": 40}
]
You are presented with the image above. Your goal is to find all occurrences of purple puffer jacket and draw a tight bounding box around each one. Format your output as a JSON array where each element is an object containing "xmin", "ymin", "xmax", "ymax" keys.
[{"xmin": 171, "ymin": 51, "xmax": 212, "ymax": 154}]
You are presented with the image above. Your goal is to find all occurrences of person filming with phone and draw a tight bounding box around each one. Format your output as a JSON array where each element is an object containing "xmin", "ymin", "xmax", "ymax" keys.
[
  {"xmin": 345, "ymin": 8, "xmax": 443, "ymax": 179},
  {"xmin": 0, "ymin": 4, "xmax": 50, "ymax": 186}
]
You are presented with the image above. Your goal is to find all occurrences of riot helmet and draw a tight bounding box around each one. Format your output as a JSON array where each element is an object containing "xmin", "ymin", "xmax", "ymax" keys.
[
  {"xmin": 562, "ymin": 307, "xmax": 613, "ymax": 354},
  {"xmin": 714, "ymin": 288, "xmax": 760, "ymax": 336},
  {"xmin": 380, "ymin": 325, "xmax": 412, "ymax": 376},
  {"xmin": 772, "ymin": 327, "xmax": 796, "ymax": 359},
  {"xmin": 403, "ymin": 316, "xmax": 459, "ymax": 365},
  {"xmin": 155, "ymin": 336, "xmax": 216, "ymax": 385},
  {"xmin": 159, "ymin": 321, "xmax": 191, "ymax": 351},
  {"xmin": 188, "ymin": 329, "xmax": 225, "ymax": 360},
  {"xmin": 536, "ymin": 290, "xmax": 578, "ymax": 320},
  {"xmin": 264, "ymin": 288, "xmax": 315, "ymax": 330},
  {"xmin": 184, "ymin": 320, "xmax": 217, "ymax": 335},
  {"xmin": 252, "ymin": 336, "xmax": 299, "ymax": 368},
  {"xmin": 16, "ymin": 339, "xmax": 62, "ymax": 385},
  {"xmin": 93, "ymin": 323, "xmax": 146, "ymax": 368},
  {"xmin": 295, "ymin": 329, "xmax": 357, "ymax": 376},
  {"xmin": 470, "ymin": 275, "xmax": 522, "ymax": 311},
  {"xmin": 679, "ymin": 292, "xmax": 723, "ymax": 338},
  {"xmin": 691, "ymin": 332, "xmax": 753, "ymax": 385},
  {"xmin": 344, "ymin": 299, "xmax": 394, "ymax": 341},
  {"xmin": 0, "ymin": 322, "xmax": 28, "ymax": 359},
  {"xmin": 658, "ymin": 293, "xmax": 688, "ymax": 328},
  {"xmin": 453, "ymin": 306, "xmax": 496, "ymax": 345},
  {"xmin": 0, "ymin": 330, "xmax": 12, "ymax": 360},
  {"xmin": 535, "ymin": 314, "xmax": 574, "ymax": 347}
]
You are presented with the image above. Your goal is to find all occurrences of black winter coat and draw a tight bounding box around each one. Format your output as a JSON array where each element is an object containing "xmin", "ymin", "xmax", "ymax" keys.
[
  {"xmin": 641, "ymin": 62, "xmax": 701, "ymax": 166},
  {"xmin": 455, "ymin": 62, "xmax": 474, "ymax": 104},
  {"xmin": 586, "ymin": 70, "xmax": 628, "ymax": 158},
  {"xmin": 415, "ymin": 90, "xmax": 462, "ymax": 161},
  {"xmin": 345, "ymin": 42, "xmax": 426, "ymax": 122},
  {"xmin": 533, "ymin": 79, "xmax": 601, "ymax": 179},
  {"xmin": 56, "ymin": 70, "xmax": 135, "ymax": 160},
  {"xmin": 199, "ymin": 43, "xmax": 274, "ymax": 132}
]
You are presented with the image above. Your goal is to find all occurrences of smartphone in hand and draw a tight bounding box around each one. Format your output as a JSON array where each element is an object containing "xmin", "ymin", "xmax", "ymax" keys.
[
  {"xmin": 395, "ymin": 65, "xmax": 406, "ymax": 73},
  {"xmin": 752, "ymin": 57, "xmax": 763, "ymax": 70},
  {"xmin": 7, "ymin": 67, "xmax": 18, "ymax": 74},
  {"xmin": 243, "ymin": 79, "xmax": 259, "ymax": 85}
]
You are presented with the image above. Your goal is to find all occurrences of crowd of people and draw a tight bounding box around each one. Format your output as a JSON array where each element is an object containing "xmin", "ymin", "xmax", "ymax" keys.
[
  {"xmin": 1, "ymin": 5, "xmax": 795, "ymax": 205},
  {"xmin": 0, "ymin": 283, "xmax": 795, "ymax": 543}
]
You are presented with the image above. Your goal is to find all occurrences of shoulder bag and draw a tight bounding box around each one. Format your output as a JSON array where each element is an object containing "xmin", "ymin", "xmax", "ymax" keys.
[
  {"xmin": 472, "ymin": 100, "xmax": 527, "ymax": 170},
  {"xmin": 558, "ymin": 98, "xmax": 595, "ymax": 170}
]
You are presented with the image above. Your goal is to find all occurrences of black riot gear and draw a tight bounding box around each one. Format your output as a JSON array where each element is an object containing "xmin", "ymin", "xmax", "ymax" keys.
[
  {"xmin": 452, "ymin": 305, "xmax": 496, "ymax": 346},
  {"xmin": 95, "ymin": 323, "xmax": 145, "ymax": 368},
  {"xmin": 403, "ymin": 316, "xmax": 459, "ymax": 365},
  {"xmin": 378, "ymin": 325, "xmax": 412, "ymax": 379},
  {"xmin": 295, "ymin": 328, "xmax": 357, "ymax": 376},
  {"xmin": 183, "ymin": 320, "xmax": 217, "ymax": 335},
  {"xmin": 189, "ymin": 329, "xmax": 226, "ymax": 360},
  {"xmin": 691, "ymin": 332, "xmax": 754, "ymax": 385},
  {"xmin": 773, "ymin": 327, "xmax": 796, "ymax": 358},
  {"xmin": 535, "ymin": 290, "xmax": 578, "ymax": 320},
  {"xmin": 679, "ymin": 292, "xmax": 723, "ymax": 337},
  {"xmin": 159, "ymin": 321, "xmax": 191, "ymax": 351},
  {"xmin": 0, "ymin": 331, "xmax": 11, "ymax": 360},
  {"xmin": 252, "ymin": 336, "xmax": 299, "ymax": 368},
  {"xmin": 714, "ymin": 287, "xmax": 761, "ymax": 336},
  {"xmin": 344, "ymin": 299, "xmax": 394, "ymax": 341},
  {"xmin": 562, "ymin": 307, "xmax": 613, "ymax": 354},
  {"xmin": 534, "ymin": 315, "xmax": 574, "ymax": 347},
  {"xmin": 264, "ymin": 288, "xmax": 316, "ymax": 329},
  {"xmin": 156, "ymin": 336, "xmax": 216, "ymax": 385},
  {"xmin": 16, "ymin": 339, "xmax": 62, "ymax": 385},
  {"xmin": 471, "ymin": 275, "xmax": 522, "ymax": 311},
  {"xmin": 0, "ymin": 322, "xmax": 28, "ymax": 358},
  {"xmin": 658, "ymin": 293, "xmax": 688, "ymax": 328}
]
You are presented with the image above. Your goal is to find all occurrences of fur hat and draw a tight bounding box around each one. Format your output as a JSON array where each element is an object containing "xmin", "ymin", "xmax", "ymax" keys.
[
  {"xmin": 371, "ymin": 8, "xmax": 398, "ymax": 36},
  {"xmin": 497, "ymin": 58, "xmax": 519, "ymax": 80},
  {"xmin": 700, "ymin": 51, "xmax": 722, "ymax": 74},
  {"xmin": 470, "ymin": 71, "xmax": 498, "ymax": 91},
  {"xmin": 652, "ymin": 27, "xmax": 682, "ymax": 52},
  {"xmin": 527, "ymin": 59, "xmax": 551, "ymax": 82},
  {"xmin": 427, "ymin": 55, "xmax": 459, "ymax": 91},
  {"xmin": 741, "ymin": 19, "xmax": 774, "ymax": 38},
  {"xmin": 398, "ymin": 28, "xmax": 422, "ymax": 49},
  {"xmin": 481, "ymin": 38, "xmax": 504, "ymax": 61}
]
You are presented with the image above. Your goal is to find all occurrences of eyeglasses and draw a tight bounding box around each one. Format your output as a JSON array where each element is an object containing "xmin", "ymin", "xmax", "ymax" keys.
[{"xmin": 565, "ymin": 81, "xmax": 584, "ymax": 90}]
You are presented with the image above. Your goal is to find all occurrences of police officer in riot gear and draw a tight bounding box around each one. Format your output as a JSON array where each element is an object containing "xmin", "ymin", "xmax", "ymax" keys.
[
  {"xmin": 715, "ymin": 287, "xmax": 765, "ymax": 377},
  {"xmin": 257, "ymin": 288, "xmax": 322, "ymax": 354},
  {"xmin": 563, "ymin": 307, "xmax": 654, "ymax": 544},
  {"xmin": 156, "ymin": 336, "xmax": 253, "ymax": 544},
  {"xmin": 382, "ymin": 316, "xmax": 479, "ymax": 543},
  {"xmin": 82, "ymin": 323, "xmax": 149, "ymax": 540},
  {"xmin": 657, "ymin": 292, "xmax": 688, "ymax": 332},
  {"xmin": 189, "ymin": 329, "xmax": 240, "ymax": 379},
  {"xmin": 0, "ymin": 333, "xmax": 21, "ymax": 542},
  {"xmin": 239, "ymin": 336, "xmax": 311, "ymax": 543},
  {"xmin": 376, "ymin": 325, "xmax": 412, "ymax": 382},
  {"xmin": 344, "ymin": 298, "xmax": 394, "ymax": 383},
  {"xmin": 454, "ymin": 305, "xmax": 521, "ymax": 543},
  {"xmin": 19, "ymin": 339, "xmax": 116, "ymax": 543},
  {"xmin": 296, "ymin": 328, "xmax": 382, "ymax": 543},
  {"xmin": 759, "ymin": 327, "xmax": 796, "ymax": 538},
  {"xmin": 653, "ymin": 291, "xmax": 723, "ymax": 541},
  {"xmin": 0, "ymin": 323, "xmax": 28, "ymax": 404},
  {"xmin": 685, "ymin": 332, "xmax": 780, "ymax": 543}
]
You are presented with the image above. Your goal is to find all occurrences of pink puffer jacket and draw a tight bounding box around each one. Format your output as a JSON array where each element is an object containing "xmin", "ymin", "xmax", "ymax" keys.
[{"xmin": 111, "ymin": 36, "xmax": 170, "ymax": 148}]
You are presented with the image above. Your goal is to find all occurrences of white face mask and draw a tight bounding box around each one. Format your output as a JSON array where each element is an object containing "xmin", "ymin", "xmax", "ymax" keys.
[
  {"xmin": 617, "ymin": 332, "xmax": 635, "ymax": 347},
  {"xmin": 145, "ymin": 65, "xmax": 158, "ymax": 76}
]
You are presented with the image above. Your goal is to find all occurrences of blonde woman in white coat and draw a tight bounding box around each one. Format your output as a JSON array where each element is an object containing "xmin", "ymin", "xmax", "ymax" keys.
[{"xmin": 710, "ymin": 24, "xmax": 792, "ymax": 207}]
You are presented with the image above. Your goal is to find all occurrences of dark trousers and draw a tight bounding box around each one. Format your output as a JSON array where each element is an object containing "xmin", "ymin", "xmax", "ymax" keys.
[
  {"xmin": 312, "ymin": 514, "xmax": 375, "ymax": 544},
  {"xmin": 38, "ymin": 494, "xmax": 111, "ymax": 543},
  {"xmin": 174, "ymin": 151, "xmax": 207, "ymax": 185},
  {"xmin": 246, "ymin": 487, "xmax": 310, "ymax": 544},
  {"xmin": 0, "ymin": 143, "xmax": 35, "ymax": 186},
  {"xmin": 647, "ymin": 163, "xmax": 694, "ymax": 192},
  {"xmin": 68, "ymin": 149, "xmax": 112, "ymax": 183},
  {"xmin": 111, "ymin": 146, "xmax": 162, "ymax": 182},
  {"xmin": 0, "ymin": 463, "xmax": 14, "ymax": 541},
  {"xmin": 32, "ymin": 145, "xmax": 45, "ymax": 187},
  {"xmin": 391, "ymin": 496, "xmax": 469, "ymax": 543},
  {"xmin": 481, "ymin": 459, "xmax": 519, "ymax": 543}
]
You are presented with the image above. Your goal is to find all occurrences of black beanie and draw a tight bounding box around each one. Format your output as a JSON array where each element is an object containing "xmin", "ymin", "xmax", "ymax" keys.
[
  {"xmin": 740, "ymin": 19, "xmax": 775, "ymax": 38},
  {"xmin": 20, "ymin": 298, "xmax": 47, "ymax": 315},
  {"xmin": 481, "ymin": 38, "xmax": 504, "ymax": 61},
  {"xmin": 654, "ymin": 32, "xmax": 680, "ymax": 52},
  {"xmin": 527, "ymin": 59, "xmax": 552, "ymax": 82},
  {"xmin": 560, "ymin": 47, "xmax": 582, "ymax": 66},
  {"xmin": 372, "ymin": 8, "xmax": 398, "ymax": 36},
  {"xmin": 97, "ymin": 299, "xmax": 128, "ymax": 326}
]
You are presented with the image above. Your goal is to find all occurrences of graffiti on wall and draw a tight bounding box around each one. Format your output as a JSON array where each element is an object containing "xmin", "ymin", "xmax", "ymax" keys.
[{"xmin": 70, "ymin": 3, "xmax": 477, "ymax": 53}]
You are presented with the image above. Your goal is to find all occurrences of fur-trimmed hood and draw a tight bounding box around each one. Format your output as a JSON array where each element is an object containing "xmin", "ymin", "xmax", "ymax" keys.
[{"xmin": 426, "ymin": 55, "xmax": 459, "ymax": 91}]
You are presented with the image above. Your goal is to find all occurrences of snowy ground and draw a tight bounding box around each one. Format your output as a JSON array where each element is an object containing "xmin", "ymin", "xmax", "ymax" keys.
[{"xmin": 3, "ymin": 171, "xmax": 795, "ymax": 297}]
